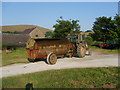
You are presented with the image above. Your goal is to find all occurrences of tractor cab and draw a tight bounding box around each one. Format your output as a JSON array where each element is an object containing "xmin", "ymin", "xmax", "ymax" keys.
[
  {"xmin": 66, "ymin": 32, "xmax": 91, "ymax": 58},
  {"xmin": 66, "ymin": 32, "xmax": 85, "ymax": 43}
]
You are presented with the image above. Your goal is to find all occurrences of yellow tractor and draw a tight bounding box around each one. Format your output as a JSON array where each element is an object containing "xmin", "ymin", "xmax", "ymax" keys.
[{"xmin": 67, "ymin": 32, "xmax": 91, "ymax": 58}]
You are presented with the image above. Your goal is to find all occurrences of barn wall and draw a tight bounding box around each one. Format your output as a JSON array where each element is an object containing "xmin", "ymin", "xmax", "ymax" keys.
[{"xmin": 29, "ymin": 29, "xmax": 45, "ymax": 38}]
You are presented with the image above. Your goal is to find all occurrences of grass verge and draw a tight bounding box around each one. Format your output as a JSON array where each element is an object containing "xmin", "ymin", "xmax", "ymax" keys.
[
  {"xmin": 2, "ymin": 67, "xmax": 119, "ymax": 88},
  {"xmin": 90, "ymin": 46, "xmax": 119, "ymax": 54},
  {"xmin": 2, "ymin": 48, "xmax": 29, "ymax": 66}
]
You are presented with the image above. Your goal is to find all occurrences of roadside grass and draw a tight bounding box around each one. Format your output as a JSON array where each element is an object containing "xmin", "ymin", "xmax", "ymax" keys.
[
  {"xmin": 2, "ymin": 67, "xmax": 119, "ymax": 88},
  {"xmin": 2, "ymin": 48, "xmax": 29, "ymax": 66},
  {"xmin": 90, "ymin": 46, "xmax": 119, "ymax": 54}
]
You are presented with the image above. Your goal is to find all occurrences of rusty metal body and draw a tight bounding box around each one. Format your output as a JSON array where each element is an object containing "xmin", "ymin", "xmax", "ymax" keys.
[{"xmin": 26, "ymin": 38, "xmax": 75, "ymax": 60}]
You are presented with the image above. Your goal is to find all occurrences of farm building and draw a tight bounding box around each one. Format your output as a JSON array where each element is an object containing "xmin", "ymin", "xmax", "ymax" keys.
[
  {"xmin": 22, "ymin": 27, "xmax": 45, "ymax": 38},
  {"xmin": 1, "ymin": 25, "xmax": 52, "ymax": 52},
  {"xmin": 2, "ymin": 33, "xmax": 30, "ymax": 49}
]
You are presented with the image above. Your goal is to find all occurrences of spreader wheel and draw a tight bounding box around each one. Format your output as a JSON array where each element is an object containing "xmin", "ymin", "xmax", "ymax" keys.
[{"xmin": 47, "ymin": 52, "xmax": 57, "ymax": 65}]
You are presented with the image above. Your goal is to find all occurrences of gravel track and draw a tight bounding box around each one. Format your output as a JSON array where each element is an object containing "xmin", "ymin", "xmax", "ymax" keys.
[{"xmin": 0, "ymin": 51, "xmax": 118, "ymax": 78}]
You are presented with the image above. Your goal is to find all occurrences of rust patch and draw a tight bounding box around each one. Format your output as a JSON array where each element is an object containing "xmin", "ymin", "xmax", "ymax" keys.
[{"xmin": 26, "ymin": 38, "xmax": 72, "ymax": 60}]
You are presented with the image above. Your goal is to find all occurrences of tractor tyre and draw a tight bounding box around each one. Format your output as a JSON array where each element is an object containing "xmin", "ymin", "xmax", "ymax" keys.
[
  {"xmin": 77, "ymin": 44, "xmax": 86, "ymax": 58},
  {"xmin": 47, "ymin": 52, "xmax": 57, "ymax": 65}
]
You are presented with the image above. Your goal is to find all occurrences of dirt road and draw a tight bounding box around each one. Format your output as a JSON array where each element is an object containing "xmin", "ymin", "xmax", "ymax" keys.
[{"xmin": 0, "ymin": 51, "xmax": 118, "ymax": 78}]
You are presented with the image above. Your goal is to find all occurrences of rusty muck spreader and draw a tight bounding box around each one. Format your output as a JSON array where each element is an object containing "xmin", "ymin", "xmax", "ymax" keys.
[{"xmin": 26, "ymin": 33, "xmax": 91, "ymax": 65}]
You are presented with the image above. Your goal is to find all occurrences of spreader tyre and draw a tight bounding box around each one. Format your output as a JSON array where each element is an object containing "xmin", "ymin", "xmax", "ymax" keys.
[{"xmin": 47, "ymin": 52, "xmax": 57, "ymax": 65}]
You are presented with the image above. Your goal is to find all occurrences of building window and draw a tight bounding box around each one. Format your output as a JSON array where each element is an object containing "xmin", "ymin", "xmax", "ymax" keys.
[{"xmin": 35, "ymin": 35, "xmax": 38, "ymax": 37}]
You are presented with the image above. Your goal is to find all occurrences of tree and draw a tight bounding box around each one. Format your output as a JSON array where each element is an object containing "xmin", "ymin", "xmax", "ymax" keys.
[
  {"xmin": 113, "ymin": 14, "xmax": 120, "ymax": 40},
  {"xmin": 92, "ymin": 16, "xmax": 115, "ymax": 42},
  {"xmin": 71, "ymin": 20, "xmax": 81, "ymax": 33},
  {"xmin": 45, "ymin": 31, "xmax": 53, "ymax": 38},
  {"xmin": 85, "ymin": 30, "xmax": 92, "ymax": 32},
  {"xmin": 85, "ymin": 36, "xmax": 93, "ymax": 45},
  {"xmin": 113, "ymin": 14, "xmax": 120, "ymax": 46},
  {"xmin": 52, "ymin": 17, "xmax": 81, "ymax": 38}
]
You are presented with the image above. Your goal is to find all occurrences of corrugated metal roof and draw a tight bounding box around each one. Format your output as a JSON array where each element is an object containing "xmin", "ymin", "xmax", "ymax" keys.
[{"xmin": 2, "ymin": 33, "xmax": 30, "ymax": 46}]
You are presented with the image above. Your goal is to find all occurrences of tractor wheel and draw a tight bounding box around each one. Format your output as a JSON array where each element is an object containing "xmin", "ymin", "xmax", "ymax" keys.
[
  {"xmin": 77, "ymin": 44, "xmax": 86, "ymax": 58},
  {"xmin": 47, "ymin": 52, "xmax": 57, "ymax": 65}
]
